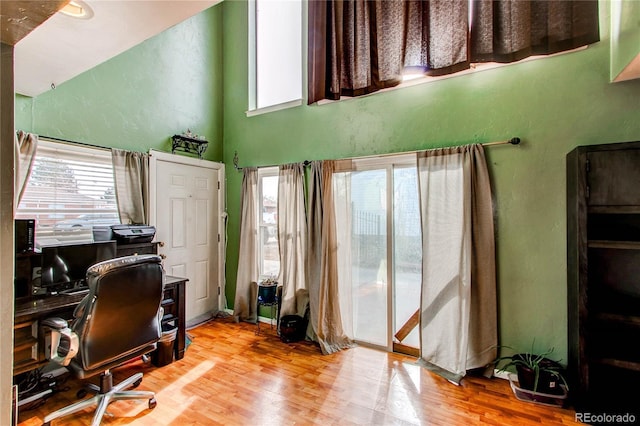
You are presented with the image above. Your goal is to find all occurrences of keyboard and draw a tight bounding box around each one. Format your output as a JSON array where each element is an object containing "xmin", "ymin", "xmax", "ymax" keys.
[{"xmin": 59, "ymin": 287, "xmax": 89, "ymax": 296}]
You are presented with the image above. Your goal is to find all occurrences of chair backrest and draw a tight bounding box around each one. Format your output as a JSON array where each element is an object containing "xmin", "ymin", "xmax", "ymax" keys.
[{"xmin": 73, "ymin": 254, "xmax": 165, "ymax": 371}]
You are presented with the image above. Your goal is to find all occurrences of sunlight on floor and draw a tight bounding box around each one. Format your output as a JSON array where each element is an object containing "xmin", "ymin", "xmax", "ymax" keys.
[{"xmin": 122, "ymin": 359, "xmax": 216, "ymax": 422}]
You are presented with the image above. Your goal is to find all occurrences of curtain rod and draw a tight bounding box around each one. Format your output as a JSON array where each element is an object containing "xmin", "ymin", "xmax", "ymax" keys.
[
  {"xmin": 233, "ymin": 137, "xmax": 521, "ymax": 171},
  {"xmin": 38, "ymin": 135, "xmax": 111, "ymax": 152}
]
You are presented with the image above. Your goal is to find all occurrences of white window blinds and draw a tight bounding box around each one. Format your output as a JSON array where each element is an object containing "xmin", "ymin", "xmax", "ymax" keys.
[{"xmin": 15, "ymin": 139, "xmax": 120, "ymax": 247}]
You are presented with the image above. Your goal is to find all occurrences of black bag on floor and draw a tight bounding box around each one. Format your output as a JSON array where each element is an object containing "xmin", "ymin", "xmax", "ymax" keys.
[{"xmin": 279, "ymin": 314, "xmax": 307, "ymax": 343}]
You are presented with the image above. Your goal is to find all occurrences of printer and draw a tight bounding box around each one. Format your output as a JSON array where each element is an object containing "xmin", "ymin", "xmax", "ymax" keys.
[
  {"xmin": 92, "ymin": 224, "xmax": 156, "ymax": 244},
  {"xmin": 110, "ymin": 224, "xmax": 156, "ymax": 244}
]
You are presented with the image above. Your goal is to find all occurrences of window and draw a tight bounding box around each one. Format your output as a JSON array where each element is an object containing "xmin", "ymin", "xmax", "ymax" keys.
[
  {"xmin": 15, "ymin": 139, "xmax": 120, "ymax": 247},
  {"xmin": 258, "ymin": 167, "xmax": 279, "ymax": 277},
  {"xmin": 248, "ymin": 0, "xmax": 303, "ymax": 115}
]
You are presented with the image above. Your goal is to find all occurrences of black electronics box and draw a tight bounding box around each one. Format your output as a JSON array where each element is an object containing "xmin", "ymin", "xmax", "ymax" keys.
[
  {"xmin": 280, "ymin": 315, "xmax": 307, "ymax": 343},
  {"xmin": 110, "ymin": 224, "xmax": 156, "ymax": 244},
  {"xmin": 15, "ymin": 219, "xmax": 35, "ymax": 253}
]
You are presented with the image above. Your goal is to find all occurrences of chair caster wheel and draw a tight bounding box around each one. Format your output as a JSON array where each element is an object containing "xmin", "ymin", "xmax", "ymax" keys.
[
  {"xmin": 132, "ymin": 378, "xmax": 142, "ymax": 389},
  {"xmin": 76, "ymin": 388, "xmax": 88, "ymax": 399},
  {"xmin": 149, "ymin": 397, "xmax": 157, "ymax": 409}
]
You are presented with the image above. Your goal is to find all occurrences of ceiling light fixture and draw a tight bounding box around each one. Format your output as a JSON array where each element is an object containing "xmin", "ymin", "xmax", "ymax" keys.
[{"xmin": 59, "ymin": 1, "xmax": 94, "ymax": 19}]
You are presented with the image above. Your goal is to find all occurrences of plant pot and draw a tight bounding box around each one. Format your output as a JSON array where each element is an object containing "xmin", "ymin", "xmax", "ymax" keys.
[
  {"xmin": 514, "ymin": 356, "xmax": 564, "ymax": 395},
  {"xmin": 508, "ymin": 373, "xmax": 568, "ymax": 407}
]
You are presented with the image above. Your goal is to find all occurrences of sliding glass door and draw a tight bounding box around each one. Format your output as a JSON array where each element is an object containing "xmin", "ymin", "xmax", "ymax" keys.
[{"xmin": 335, "ymin": 156, "xmax": 421, "ymax": 353}]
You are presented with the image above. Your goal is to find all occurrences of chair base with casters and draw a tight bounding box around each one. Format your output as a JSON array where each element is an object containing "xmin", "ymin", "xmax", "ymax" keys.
[{"xmin": 43, "ymin": 368, "xmax": 157, "ymax": 426}]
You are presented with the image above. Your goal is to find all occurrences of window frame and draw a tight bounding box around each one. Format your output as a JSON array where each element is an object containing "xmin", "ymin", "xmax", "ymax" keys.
[
  {"xmin": 247, "ymin": 0, "xmax": 306, "ymax": 117},
  {"xmin": 15, "ymin": 139, "xmax": 120, "ymax": 247}
]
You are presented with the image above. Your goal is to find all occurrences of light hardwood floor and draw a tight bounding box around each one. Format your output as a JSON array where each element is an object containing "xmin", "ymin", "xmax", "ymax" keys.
[{"xmin": 18, "ymin": 316, "xmax": 582, "ymax": 425}]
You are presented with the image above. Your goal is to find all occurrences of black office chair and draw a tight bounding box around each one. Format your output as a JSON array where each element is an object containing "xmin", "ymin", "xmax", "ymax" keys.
[{"xmin": 42, "ymin": 254, "xmax": 165, "ymax": 426}]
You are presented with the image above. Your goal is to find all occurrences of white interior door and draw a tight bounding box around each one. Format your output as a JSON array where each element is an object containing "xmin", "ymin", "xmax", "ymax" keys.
[{"xmin": 149, "ymin": 150, "xmax": 225, "ymax": 327}]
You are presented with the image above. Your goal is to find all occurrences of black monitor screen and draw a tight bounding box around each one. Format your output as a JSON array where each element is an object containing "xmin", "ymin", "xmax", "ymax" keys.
[{"xmin": 40, "ymin": 241, "xmax": 117, "ymax": 288}]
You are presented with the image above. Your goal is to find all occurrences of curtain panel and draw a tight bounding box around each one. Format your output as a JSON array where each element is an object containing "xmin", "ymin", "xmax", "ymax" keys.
[
  {"xmin": 111, "ymin": 149, "xmax": 149, "ymax": 225},
  {"xmin": 306, "ymin": 162, "xmax": 323, "ymax": 342},
  {"xmin": 471, "ymin": 0, "xmax": 600, "ymax": 63},
  {"xmin": 308, "ymin": 0, "xmax": 599, "ymax": 104},
  {"xmin": 308, "ymin": 161, "xmax": 356, "ymax": 354},
  {"xmin": 234, "ymin": 168, "xmax": 260, "ymax": 323},
  {"xmin": 416, "ymin": 144, "xmax": 497, "ymax": 384},
  {"xmin": 14, "ymin": 131, "xmax": 38, "ymax": 208},
  {"xmin": 277, "ymin": 163, "xmax": 309, "ymax": 318}
]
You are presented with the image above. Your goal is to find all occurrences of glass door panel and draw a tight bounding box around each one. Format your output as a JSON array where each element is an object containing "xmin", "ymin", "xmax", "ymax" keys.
[
  {"xmin": 393, "ymin": 167, "xmax": 421, "ymax": 351},
  {"xmin": 350, "ymin": 169, "xmax": 388, "ymax": 347}
]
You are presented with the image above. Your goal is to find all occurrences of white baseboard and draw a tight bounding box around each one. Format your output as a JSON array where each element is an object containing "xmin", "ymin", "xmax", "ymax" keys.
[{"xmin": 493, "ymin": 369, "xmax": 510, "ymax": 381}]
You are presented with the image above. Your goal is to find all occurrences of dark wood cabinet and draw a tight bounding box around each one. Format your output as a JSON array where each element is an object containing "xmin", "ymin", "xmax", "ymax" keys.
[{"xmin": 567, "ymin": 141, "xmax": 640, "ymax": 416}]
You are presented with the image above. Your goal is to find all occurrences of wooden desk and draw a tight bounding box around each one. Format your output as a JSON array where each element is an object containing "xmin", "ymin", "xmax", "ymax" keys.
[{"xmin": 13, "ymin": 275, "xmax": 188, "ymax": 376}]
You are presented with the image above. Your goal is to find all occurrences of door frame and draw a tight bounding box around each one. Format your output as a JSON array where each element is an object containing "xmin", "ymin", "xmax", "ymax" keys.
[
  {"xmin": 346, "ymin": 154, "xmax": 419, "ymax": 354},
  {"xmin": 148, "ymin": 150, "xmax": 227, "ymax": 312}
]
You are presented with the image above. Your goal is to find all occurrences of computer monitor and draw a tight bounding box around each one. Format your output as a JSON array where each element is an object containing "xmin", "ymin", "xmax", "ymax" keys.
[{"xmin": 40, "ymin": 241, "xmax": 117, "ymax": 290}]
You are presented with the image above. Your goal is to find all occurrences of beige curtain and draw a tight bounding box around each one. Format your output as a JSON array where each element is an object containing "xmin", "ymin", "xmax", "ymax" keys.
[
  {"xmin": 416, "ymin": 144, "xmax": 497, "ymax": 384},
  {"xmin": 313, "ymin": 161, "xmax": 356, "ymax": 354},
  {"xmin": 112, "ymin": 149, "xmax": 149, "ymax": 224},
  {"xmin": 306, "ymin": 162, "xmax": 323, "ymax": 341},
  {"xmin": 234, "ymin": 168, "xmax": 259, "ymax": 323},
  {"xmin": 14, "ymin": 130, "xmax": 38, "ymax": 207},
  {"xmin": 277, "ymin": 163, "xmax": 308, "ymax": 318}
]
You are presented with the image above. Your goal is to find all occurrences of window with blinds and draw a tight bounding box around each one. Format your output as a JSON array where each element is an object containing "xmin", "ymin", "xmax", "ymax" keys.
[{"xmin": 15, "ymin": 139, "xmax": 121, "ymax": 247}]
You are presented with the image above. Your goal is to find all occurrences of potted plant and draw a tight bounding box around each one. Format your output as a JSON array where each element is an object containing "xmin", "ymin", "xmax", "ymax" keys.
[{"xmin": 492, "ymin": 344, "xmax": 568, "ymax": 396}]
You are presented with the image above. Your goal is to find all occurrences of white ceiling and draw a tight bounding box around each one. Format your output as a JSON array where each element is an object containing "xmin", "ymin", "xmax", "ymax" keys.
[{"xmin": 14, "ymin": 0, "xmax": 221, "ymax": 97}]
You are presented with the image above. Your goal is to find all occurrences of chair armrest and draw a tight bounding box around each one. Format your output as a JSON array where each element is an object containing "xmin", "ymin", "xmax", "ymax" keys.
[
  {"xmin": 41, "ymin": 317, "xmax": 68, "ymax": 330},
  {"xmin": 41, "ymin": 317, "xmax": 79, "ymax": 367},
  {"xmin": 157, "ymin": 307, "xmax": 164, "ymax": 327}
]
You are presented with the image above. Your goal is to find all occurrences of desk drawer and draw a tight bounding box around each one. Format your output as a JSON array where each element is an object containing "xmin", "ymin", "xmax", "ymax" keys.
[
  {"xmin": 161, "ymin": 285, "xmax": 177, "ymax": 320},
  {"xmin": 13, "ymin": 320, "xmax": 38, "ymax": 375}
]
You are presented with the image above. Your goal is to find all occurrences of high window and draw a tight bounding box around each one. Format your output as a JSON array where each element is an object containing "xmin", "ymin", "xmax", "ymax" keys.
[
  {"xmin": 15, "ymin": 140, "xmax": 120, "ymax": 247},
  {"xmin": 248, "ymin": 0, "xmax": 303, "ymax": 115},
  {"xmin": 258, "ymin": 167, "xmax": 279, "ymax": 278}
]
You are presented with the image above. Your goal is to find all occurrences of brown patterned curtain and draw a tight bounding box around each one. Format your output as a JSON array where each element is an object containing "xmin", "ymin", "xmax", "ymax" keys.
[
  {"xmin": 308, "ymin": 0, "xmax": 599, "ymax": 104},
  {"xmin": 471, "ymin": 0, "xmax": 600, "ymax": 63}
]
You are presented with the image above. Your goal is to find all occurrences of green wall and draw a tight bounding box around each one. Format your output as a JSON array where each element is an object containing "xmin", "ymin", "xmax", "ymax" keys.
[
  {"xmin": 222, "ymin": 0, "xmax": 640, "ymax": 360},
  {"xmin": 15, "ymin": 5, "xmax": 223, "ymax": 161}
]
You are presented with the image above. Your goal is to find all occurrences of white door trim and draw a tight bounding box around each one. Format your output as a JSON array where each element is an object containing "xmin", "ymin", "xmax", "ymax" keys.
[{"xmin": 148, "ymin": 150, "xmax": 227, "ymax": 311}]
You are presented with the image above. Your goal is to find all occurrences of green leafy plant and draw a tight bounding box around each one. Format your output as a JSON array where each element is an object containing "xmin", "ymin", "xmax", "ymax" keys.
[{"xmin": 492, "ymin": 343, "xmax": 568, "ymax": 394}]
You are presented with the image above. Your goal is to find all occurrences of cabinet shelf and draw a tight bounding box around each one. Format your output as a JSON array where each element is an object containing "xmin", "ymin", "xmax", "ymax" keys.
[
  {"xmin": 588, "ymin": 240, "xmax": 640, "ymax": 249},
  {"xmin": 588, "ymin": 206, "xmax": 640, "ymax": 214},
  {"xmin": 13, "ymin": 336, "xmax": 37, "ymax": 352},
  {"xmin": 594, "ymin": 312, "xmax": 640, "ymax": 328},
  {"xmin": 592, "ymin": 358, "xmax": 640, "ymax": 372}
]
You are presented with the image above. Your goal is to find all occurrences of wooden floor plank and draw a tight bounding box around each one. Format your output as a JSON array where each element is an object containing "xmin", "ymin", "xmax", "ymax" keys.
[{"xmin": 17, "ymin": 316, "xmax": 581, "ymax": 425}]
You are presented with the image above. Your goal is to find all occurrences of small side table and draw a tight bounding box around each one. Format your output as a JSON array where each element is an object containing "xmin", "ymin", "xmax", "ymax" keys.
[{"xmin": 256, "ymin": 283, "xmax": 279, "ymax": 335}]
